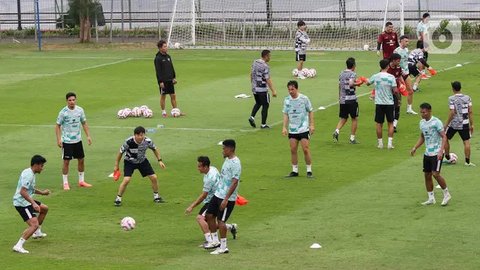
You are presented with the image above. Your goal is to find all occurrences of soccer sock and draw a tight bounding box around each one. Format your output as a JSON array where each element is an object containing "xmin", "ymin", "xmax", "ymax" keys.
[
  {"xmin": 78, "ymin": 172, "xmax": 84, "ymax": 182},
  {"xmin": 413, "ymin": 83, "xmax": 418, "ymax": 91},
  {"xmin": 226, "ymin": 224, "xmax": 232, "ymax": 230},
  {"xmin": 162, "ymin": 110, "xmax": 166, "ymax": 114},
  {"xmin": 62, "ymin": 174, "xmax": 68, "ymax": 184},
  {"xmin": 442, "ymin": 187, "xmax": 450, "ymax": 196},
  {"xmin": 377, "ymin": 138, "xmax": 383, "ymax": 145},
  {"xmin": 350, "ymin": 135, "xmax": 355, "ymax": 141},
  {"xmin": 153, "ymin": 192, "xmax": 159, "ymax": 199},
  {"xmin": 116, "ymin": 195, "xmax": 122, "ymax": 201},
  {"xmin": 393, "ymin": 119, "xmax": 398, "ymax": 128},
  {"xmin": 407, "ymin": 105, "xmax": 412, "ymax": 111},
  {"xmin": 220, "ymin": 238, "xmax": 227, "ymax": 250},
  {"xmin": 428, "ymin": 191, "xmax": 434, "ymax": 200},
  {"xmin": 335, "ymin": 128, "xmax": 340, "ymax": 134},
  {"xmin": 388, "ymin": 137, "xmax": 393, "ymax": 146},
  {"xmin": 466, "ymin": 158, "xmax": 470, "ymax": 164},
  {"xmin": 306, "ymin": 165, "xmax": 312, "ymax": 173},
  {"xmin": 204, "ymin": 233, "xmax": 212, "ymax": 243},
  {"xmin": 292, "ymin": 164, "xmax": 299, "ymax": 173},
  {"xmin": 15, "ymin": 238, "xmax": 26, "ymax": 247},
  {"xmin": 212, "ymin": 232, "xmax": 219, "ymax": 243}
]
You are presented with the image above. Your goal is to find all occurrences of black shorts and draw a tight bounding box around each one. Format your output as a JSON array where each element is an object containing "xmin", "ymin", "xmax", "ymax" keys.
[
  {"xmin": 339, "ymin": 102, "xmax": 359, "ymax": 119},
  {"xmin": 446, "ymin": 126, "xmax": 471, "ymax": 141},
  {"xmin": 375, "ymin": 104, "xmax": 395, "ymax": 124},
  {"xmin": 198, "ymin": 203, "xmax": 209, "ymax": 216},
  {"xmin": 160, "ymin": 80, "xmax": 175, "ymax": 95},
  {"xmin": 63, "ymin": 141, "xmax": 85, "ymax": 160},
  {"xmin": 408, "ymin": 64, "xmax": 420, "ymax": 77},
  {"xmin": 296, "ymin": 52, "xmax": 306, "ymax": 62},
  {"xmin": 288, "ymin": 131, "xmax": 310, "ymax": 141},
  {"xmin": 15, "ymin": 200, "xmax": 41, "ymax": 222},
  {"xmin": 423, "ymin": 155, "xmax": 443, "ymax": 173},
  {"xmin": 124, "ymin": 159, "xmax": 155, "ymax": 178},
  {"xmin": 206, "ymin": 196, "xmax": 235, "ymax": 222},
  {"xmin": 253, "ymin": 92, "xmax": 270, "ymax": 106}
]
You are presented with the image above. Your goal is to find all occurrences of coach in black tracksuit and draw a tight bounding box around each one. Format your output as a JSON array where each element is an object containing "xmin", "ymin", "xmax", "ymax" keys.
[{"xmin": 154, "ymin": 40, "xmax": 177, "ymax": 117}]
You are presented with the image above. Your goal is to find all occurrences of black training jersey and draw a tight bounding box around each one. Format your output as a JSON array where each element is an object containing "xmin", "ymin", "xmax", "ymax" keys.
[{"xmin": 120, "ymin": 136, "xmax": 156, "ymax": 164}]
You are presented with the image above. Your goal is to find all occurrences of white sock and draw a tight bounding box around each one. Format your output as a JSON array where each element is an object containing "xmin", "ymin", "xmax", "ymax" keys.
[
  {"xmin": 335, "ymin": 129, "xmax": 340, "ymax": 134},
  {"xmin": 220, "ymin": 238, "xmax": 227, "ymax": 250},
  {"xmin": 393, "ymin": 119, "xmax": 398, "ymax": 128},
  {"xmin": 204, "ymin": 233, "xmax": 212, "ymax": 243},
  {"xmin": 306, "ymin": 165, "xmax": 312, "ymax": 173},
  {"xmin": 413, "ymin": 84, "xmax": 418, "ymax": 91},
  {"xmin": 162, "ymin": 110, "xmax": 166, "ymax": 114},
  {"xmin": 62, "ymin": 174, "xmax": 68, "ymax": 184},
  {"xmin": 226, "ymin": 224, "xmax": 232, "ymax": 230},
  {"xmin": 35, "ymin": 226, "xmax": 42, "ymax": 234},
  {"xmin": 388, "ymin": 137, "xmax": 393, "ymax": 146},
  {"xmin": 153, "ymin": 192, "xmax": 159, "ymax": 199},
  {"xmin": 377, "ymin": 138, "xmax": 383, "ymax": 145},
  {"xmin": 442, "ymin": 187, "xmax": 449, "ymax": 196},
  {"xmin": 78, "ymin": 172, "xmax": 84, "ymax": 182},
  {"xmin": 116, "ymin": 195, "xmax": 122, "ymax": 201},
  {"xmin": 350, "ymin": 135, "xmax": 355, "ymax": 141},
  {"xmin": 15, "ymin": 238, "xmax": 26, "ymax": 248},
  {"xmin": 250, "ymin": 116, "xmax": 254, "ymax": 120},
  {"xmin": 212, "ymin": 232, "xmax": 219, "ymax": 243},
  {"xmin": 428, "ymin": 191, "xmax": 435, "ymax": 200},
  {"xmin": 407, "ymin": 105, "xmax": 412, "ymax": 111},
  {"xmin": 292, "ymin": 164, "xmax": 299, "ymax": 173}
]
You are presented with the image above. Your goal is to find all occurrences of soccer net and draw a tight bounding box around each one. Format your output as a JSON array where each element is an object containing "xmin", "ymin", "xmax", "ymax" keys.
[{"xmin": 167, "ymin": 0, "xmax": 406, "ymax": 50}]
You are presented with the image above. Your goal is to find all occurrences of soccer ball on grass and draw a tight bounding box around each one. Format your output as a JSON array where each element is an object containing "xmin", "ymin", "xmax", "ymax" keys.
[{"xmin": 121, "ymin": 217, "xmax": 136, "ymax": 231}]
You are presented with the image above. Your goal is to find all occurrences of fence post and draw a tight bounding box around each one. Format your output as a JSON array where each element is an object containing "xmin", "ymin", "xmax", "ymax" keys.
[
  {"xmin": 17, "ymin": 0, "xmax": 22, "ymax": 30},
  {"xmin": 109, "ymin": 0, "xmax": 113, "ymax": 42}
]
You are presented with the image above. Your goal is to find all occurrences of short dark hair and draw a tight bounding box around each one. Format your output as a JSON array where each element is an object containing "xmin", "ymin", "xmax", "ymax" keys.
[
  {"xmin": 420, "ymin": 102, "xmax": 432, "ymax": 110},
  {"xmin": 261, "ymin": 50, "xmax": 271, "ymax": 58},
  {"xmin": 399, "ymin": 35, "xmax": 408, "ymax": 41},
  {"xmin": 157, "ymin": 40, "xmax": 167, "ymax": 48},
  {"xmin": 134, "ymin": 126, "xmax": 146, "ymax": 135},
  {"xmin": 451, "ymin": 81, "xmax": 462, "ymax": 91},
  {"xmin": 222, "ymin": 139, "xmax": 236, "ymax": 150},
  {"xmin": 422, "ymin": 13, "xmax": 430, "ymax": 19},
  {"xmin": 346, "ymin": 57, "xmax": 356, "ymax": 69},
  {"xmin": 390, "ymin": 53, "xmax": 401, "ymax": 61},
  {"xmin": 31, "ymin": 155, "xmax": 47, "ymax": 166},
  {"xmin": 379, "ymin": 59, "xmax": 390, "ymax": 70},
  {"xmin": 385, "ymin": 21, "xmax": 393, "ymax": 27},
  {"xmin": 197, "ymin": 156, "xmax": 210, "ymax": 167},
  {"xmin": 66, "ymin": 92, "xmax": 76, "ymax": 100},
  {"xmin": 297, "ymin": 20, "xmax": 306, "ymax": 27},
  {"xmin": 287, "ymin": 80, "xmax": 298, "ymax": 89},
  {"xmin": 416, "ymin": 41, "xmax": 424, "ymax": 49}
]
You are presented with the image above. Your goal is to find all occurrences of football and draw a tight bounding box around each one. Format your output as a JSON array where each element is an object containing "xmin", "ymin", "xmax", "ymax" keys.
[
  {"xmin": 171, "ymin": 108, "xmax": 181, "ymax": 117},
  {"xmin": 173, "ymin": 42, "xmax": 182, "ymax": 49},
  {"xmin": 121, "ymin": 217, "xmax": 136, "ymax": 231},
  {"xmin": 309, "ymin": 68, "xmax": 317, "ymax": 77},
  {"xmin": 448, "ymin": 153, "xmax": 458, "ymax": 164},
  {"xmin": 131, "ymin": 107, "xmax": 142, "ymax": 117},
  {"xmin": 143, "ymin": 108, "xmax": 153, "ymax": 118},
  {"xmin": 117, "ymin": 109, "xmax": 127, "ymax": 119},
  {"xmin": 363, "ymin": 44, "xmax": 370, "ymax": 51},
  {"xmin": 292, "ymin": 68, "xmax": 299, "ymax": 77}
]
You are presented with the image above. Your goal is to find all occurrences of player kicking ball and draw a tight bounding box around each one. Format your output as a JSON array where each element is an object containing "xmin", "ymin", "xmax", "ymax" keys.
[{"xmin": 410, "ymin": 103, "xmax": 451, "ymax": 206}]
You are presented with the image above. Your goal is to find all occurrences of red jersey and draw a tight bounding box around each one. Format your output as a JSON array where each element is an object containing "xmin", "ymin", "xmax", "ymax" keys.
[
  {"xmin": 387, "ymin": 64, "xmax": 402, "ymax": 79},
  {"xmin": 378, "ymin": 31, "xmax": 399, "ymax": 59}
]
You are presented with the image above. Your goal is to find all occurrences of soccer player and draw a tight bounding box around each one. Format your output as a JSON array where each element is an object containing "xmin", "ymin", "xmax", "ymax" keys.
[
  {"xmin": 282, "ymin": 80, "xmax": 314, "ymax": 177},
  {"xmin": 387, "ymin": 53, "xmax": 407, "ymax": 133},
  {"xmin": 377, "ymin": 22, "xmax": 399, "ymax": 59},
  {"xmin": 185, "ymin": 156, "xmax": 237, "ymax": 248},
  {"xmin": 113, "ymin": 126, "xmax": 166, "ymax": 206},
  {"xmin": 248, "ymin": 50, "xmax": 277, "ymax": 129},
  {"xmin": 12, "ymin": 155, "xmax": 51, "ymax": 254},
  {"xmin": 416, "ymin": 12, "xmax": 430, "ymax": 61},
  {"xmin": 294, "ymin": 20, "xmax": 310, "ymax": 79},
  {"xmin": 408, "ymin": 41, "xmax": 431, "ymax": 93},
  {"xmin": 444, "ymin": 81, "xmax": 475, "ymax": 166},
  {"xmin": 154, "ymin": 40, "xmax": 178, "ymax": 118},
  {"xmin": 332, "ymin": 57, "xmax": 364, "ymax": 144},
  {"xmin": 205, "ymin": 140, "xmax": 241, "ymax": 255},
  {"xmin": 410, "ymin": 103, "xmax": 451, "ymax": 206},
  {"xmin": 55, "ymin": 92, "xmax": 93, "ymax": 190},
  {"xmin": 394, "ymin": 35, "xmax": 417, "ymax": 116},
  {"xmin": 366, "ymin": 59, "xmax": 397, "ymax": 149}
]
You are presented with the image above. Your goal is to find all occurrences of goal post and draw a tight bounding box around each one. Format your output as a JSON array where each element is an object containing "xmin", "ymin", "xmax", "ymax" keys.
[{"xmin": 167, "ymin": 0, "xmax": 408, "ymax": 50}]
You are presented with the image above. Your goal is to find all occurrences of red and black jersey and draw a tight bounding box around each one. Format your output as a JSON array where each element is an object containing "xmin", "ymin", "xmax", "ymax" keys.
[
  {"xmin": 378, "ymin": 31, "xmax": 399, "ymax": 59},
  {"xmin": 387, "ymin": 64, "xmax": 402, "ymax": 79}
]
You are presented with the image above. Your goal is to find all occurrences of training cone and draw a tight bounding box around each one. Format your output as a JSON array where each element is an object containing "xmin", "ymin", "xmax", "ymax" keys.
[
  {"xmin": 399, "ymin": 84, "xmax": 408, "ymax": 96},
  {"xmin": 429, "ymin": 68, "xmax": 437, "ymax": 76},
  {"xmin": 235, "ymin": 195, "xmax": 249, "ymax": 206},
  {"xmin": 113, "ymin": 170, "xmax": 121, "ymax": 181}
]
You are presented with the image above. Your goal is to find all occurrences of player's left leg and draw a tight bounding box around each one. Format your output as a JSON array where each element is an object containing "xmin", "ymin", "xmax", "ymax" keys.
[
  {"xmin": 463, "ymin": 139, "xmax": 474, "ymax": 166},
  {"xmin": 433, "ymin": 170, "xmax": 451, "ymax": 206},
  {"xmin": 77, "ymin": 158, "xmax": 91, "ymax": 187},
  {"xmin": 33, "ymin": 203, "xmax": 48, "ymax": 239},
  {"xmin": 160, "ymin": 94, "xmax": 167, "ymax": 117},
  {"xmin": 289, "ymin": 138, "xmax": 300, "ymax": 176},
  {"xmin": 300, "ymin": 138, "xmax": 313, "ymax": 177},
  {"xmin": 147, "ymin": 174, "xmax": 165, "ymax": 203},
  {"xmin": 260, "ymin": 93, "xmax": 270, "ymax": 128},
  {"xmin": 170, "ymin": 93, "xmax": 177, "ymax": 109}
]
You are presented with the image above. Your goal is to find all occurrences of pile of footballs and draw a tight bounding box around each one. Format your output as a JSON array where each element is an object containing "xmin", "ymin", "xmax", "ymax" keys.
[{"xmin": 117, "ymin": 105, "xmax": 153, "ymax": 119}]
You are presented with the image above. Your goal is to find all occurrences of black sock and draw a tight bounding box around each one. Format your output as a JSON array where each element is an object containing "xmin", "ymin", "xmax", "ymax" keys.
[
  {"xmin": 445, "ymin": 154, "xmax": 450, "ymax": 160},
  {"xmin": 466, "ymin": 158, "xmax": 470, "ymax": 164}
]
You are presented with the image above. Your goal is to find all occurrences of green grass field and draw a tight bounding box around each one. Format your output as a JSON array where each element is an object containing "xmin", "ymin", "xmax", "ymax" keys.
[{"xmin": 0, "ymin": 42, "xmax": 479, "ymax": 270}]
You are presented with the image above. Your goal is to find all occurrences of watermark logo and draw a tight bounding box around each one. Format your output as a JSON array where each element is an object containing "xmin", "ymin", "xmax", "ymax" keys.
[{"xmin": 425, "ymin": 15, "xmax": 462, "ymax": 54}]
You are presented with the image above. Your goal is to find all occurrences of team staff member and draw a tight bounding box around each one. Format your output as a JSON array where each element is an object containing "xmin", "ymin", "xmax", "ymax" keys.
[
  {"xmin": 55, "ymin": 92, "xmax": 93, "ymax": 190},
  {"xmin": 377, "ymin": 22, "xmax": 399, "ymax": 59},
  {"xmin": 248, "ymin": 50, "xmax": 277, "ymax": 129},
  {"xmin": 12, "ymin": 155, "xmax": 51, "ymax": 254},
  {"xmin": 154, "ymin": 40, "xmax": 178, "ymax": 118}
]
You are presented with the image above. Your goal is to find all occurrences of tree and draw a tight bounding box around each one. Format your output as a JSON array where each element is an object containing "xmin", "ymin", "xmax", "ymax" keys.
[{"xmin": 67, "ymin": 0, "xmax": 98, "ymax": 43}]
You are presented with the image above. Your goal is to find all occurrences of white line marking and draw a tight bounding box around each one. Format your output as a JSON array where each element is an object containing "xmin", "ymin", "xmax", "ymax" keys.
[{"xmin": 47, "ymin": 58, "xmax": 132, "ymax": 77}]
